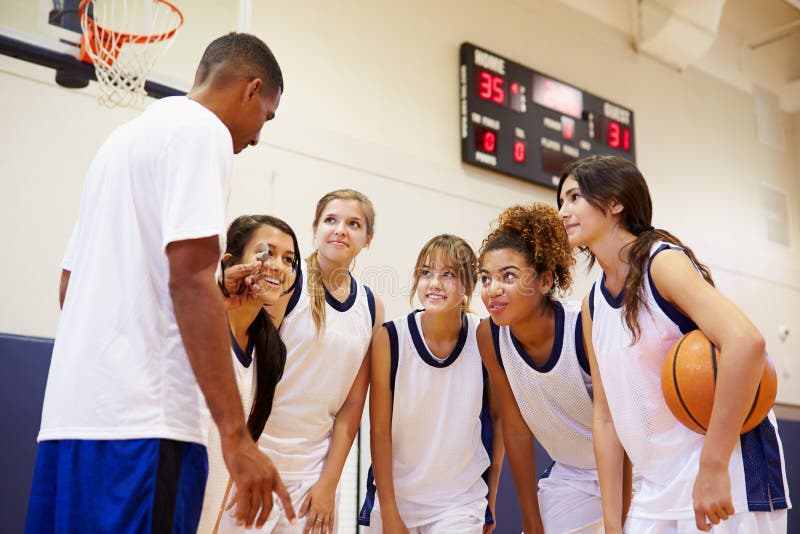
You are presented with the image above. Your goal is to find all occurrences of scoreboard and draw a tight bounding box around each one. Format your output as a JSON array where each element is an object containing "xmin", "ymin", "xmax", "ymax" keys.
[{"xmin": 460, "ymin": 42, "xmax": 636, "ymax": 189}]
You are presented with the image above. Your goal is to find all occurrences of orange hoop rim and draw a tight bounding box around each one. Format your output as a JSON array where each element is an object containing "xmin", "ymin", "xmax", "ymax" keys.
[{"xmin": 79, "ymin": 0, "xmax": 184, "ymax": 46}]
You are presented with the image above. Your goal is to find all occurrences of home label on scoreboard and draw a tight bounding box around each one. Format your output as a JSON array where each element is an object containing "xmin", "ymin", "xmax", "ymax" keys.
[{"xmin": 460, "ymin": 42, "xmax": 636, "ymax": 189}]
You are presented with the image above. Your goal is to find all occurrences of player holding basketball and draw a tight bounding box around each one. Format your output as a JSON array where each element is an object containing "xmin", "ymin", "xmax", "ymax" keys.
[
  {"xmin": 557, "ymin": 155, "xmax": 790, "ymax": 533},
  {"xmin": 477, "ymin": 203, "xmax": 610, "ymax": 534},
  {"xmin": 219, "ymin": 189, "xmax": 384, "ymax": 534},
  {"xmin": 359, "ymin": 234, "xmax": 503, "ymax": 533},
  {"xmin": 27, "ymin": 34, "xmax": 295, "ymax": 533},
  {"xmin": 199, "ymin": 215, "xmax": 302, "ymax": 532}
]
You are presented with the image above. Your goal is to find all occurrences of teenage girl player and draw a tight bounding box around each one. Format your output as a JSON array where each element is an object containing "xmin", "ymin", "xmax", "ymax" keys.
[
  {"xmin": 477, "ymin": 203, "xmax": 615, "ymax": 533},
  {"xmin": 198, "ymin": 214, "xmax": 301, "ymax": 532},
  {"xmin": 557, "ymin": 155, "xmax": 790, "ymax": 533},
  {"xmin": 359, "ymin": 234, "xmax": 503, "ymax": 533},
  {"xmin": 220, "ymin": 189, "xmax": 383, "ymax": 534}
]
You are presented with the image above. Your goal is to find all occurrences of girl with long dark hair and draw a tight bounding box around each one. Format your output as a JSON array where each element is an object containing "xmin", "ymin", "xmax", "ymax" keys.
[
  {"xmin": 200, "ymin": 214, "xmax": 301, "ymax": 533},
  {"xmin": 557, "ymin": 155, "xmax": 790, "ymax": 533}
]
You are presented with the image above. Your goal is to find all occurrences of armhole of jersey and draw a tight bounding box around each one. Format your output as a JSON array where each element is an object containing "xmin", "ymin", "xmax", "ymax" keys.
[
  {"xmin": 480, "ymin": 360, "xmax": 496, "ymax": 527},
  {"xmin": 384, "ymin": 321, "xmax": 399, "ymax": 394},
  {"xmin": 647, "ymin": 244, "xmax": 698, "ymax": 334},
  {"xmin": 575, "ymin": 312, "xmax": 590, "ymax": 375},
  {"xmin": 364, "ymin": 285, "xmax": 376, "ymax": 327},
  {"xmin": 588, "ymin": 284, "xmax": 595, "ymax": 319},
  {"xmin": 284, "ymin": 265, "xmax": 304, "ymax": 316},
  {"xmin": 489, "ymin": 318, "xmax": 505, "ymax": 372}
]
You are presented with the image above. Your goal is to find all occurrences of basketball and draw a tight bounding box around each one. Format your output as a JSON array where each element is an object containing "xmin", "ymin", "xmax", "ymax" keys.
[{"xmin": 661, "ymin": 330, "xmax": 777, "ymax": 435}]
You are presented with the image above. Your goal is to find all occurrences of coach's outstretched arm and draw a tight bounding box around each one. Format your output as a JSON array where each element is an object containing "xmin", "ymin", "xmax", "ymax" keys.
[{"xmin": 167, "ymin": 235, "xmax": 296, "ymax": 529}]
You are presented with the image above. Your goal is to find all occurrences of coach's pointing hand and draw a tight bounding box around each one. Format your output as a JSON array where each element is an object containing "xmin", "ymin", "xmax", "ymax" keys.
[{"xmin": 222, "ymin": 428, "xmax": 296, "ymax": 528}]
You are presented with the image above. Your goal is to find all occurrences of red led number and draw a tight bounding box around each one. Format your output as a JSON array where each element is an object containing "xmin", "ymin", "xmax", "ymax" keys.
[
  {"xmin": 491, "ymin": 76, "xmax": 504, "ymax": 104},
  {"xmin": 513, "ymin": 141, "xmax": 526, "ymax": 163},
  {"xmin": 607, "ymin": 121, "xmax": 621, "ymax": 148},
  {"xmin": 482, "ymin": 130, "xmax": 497, "ymax": 153},
  {"xmin": 478, "ymin": 71, "xmax": 493, "ymax": 100},
  {"xmin": 562, "ymin": 117, "xmax": 575, "ymax": 140},
  {"xmin": 606, "ymin": 120, "xmax": 631, "ymax": 151},
  {"xmin": 478, "ymin": 70, "xmax": 505, "ymax": 105}
]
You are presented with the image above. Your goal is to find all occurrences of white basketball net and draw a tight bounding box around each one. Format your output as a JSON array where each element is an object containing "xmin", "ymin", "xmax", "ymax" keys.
[{"xmin": 80, "ymin": 0, "xmax": 183, "ymax": 108}]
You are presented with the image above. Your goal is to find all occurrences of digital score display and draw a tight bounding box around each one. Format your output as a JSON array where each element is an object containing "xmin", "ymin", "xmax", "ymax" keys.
[{"xmin": 460, "ymin": 43, "xmax": 636, "ymax": 188}]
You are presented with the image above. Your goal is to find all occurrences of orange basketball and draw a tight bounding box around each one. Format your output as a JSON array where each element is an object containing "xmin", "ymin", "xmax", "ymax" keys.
[{"xmin": 661, "ymin": 330, "xmax": 777, "ymax": 435}]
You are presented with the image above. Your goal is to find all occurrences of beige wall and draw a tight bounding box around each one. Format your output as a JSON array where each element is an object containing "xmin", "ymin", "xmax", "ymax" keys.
[{"xmin": 1, "ymin": 1, "xmax": 798, "ymax": 397}]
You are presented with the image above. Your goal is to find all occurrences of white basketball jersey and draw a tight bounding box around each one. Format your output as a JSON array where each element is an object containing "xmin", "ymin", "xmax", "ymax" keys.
[
  {"xmin": 492, "ymin": 301, "xmax": 596, "ymax": 470},
  {"xmin": 591, "ymin": 242, "xmax": 790, "ymax": 519},
  {"xmin": 261, "ymin": 262, "xmax": 375, "ymax": 480},
  {"xmin": 359, "ymin": 311, "xmax": 491, "ymax": 528}
]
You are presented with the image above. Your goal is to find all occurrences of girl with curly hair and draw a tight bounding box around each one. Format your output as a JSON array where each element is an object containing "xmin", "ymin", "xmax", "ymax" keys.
[
  {"xmin": 359, "ymin": 234, "xmax": 504, "ymax": 534},
  {"xmin": 557, "ymin": 156, "xmax": 789, "ymax": 533},
  {"xmin": 477, "ymin": 203, "xmax": 608, "ymax": 534}
]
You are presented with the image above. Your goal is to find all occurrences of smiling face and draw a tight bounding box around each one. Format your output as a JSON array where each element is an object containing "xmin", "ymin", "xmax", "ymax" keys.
[
  {"xmin": 479, "ymin": 248, "xmax": 550, "ymax": 326},
  {"xmin": 558, "ymin": 175, "xmax": 617, "ymax": 249},
  {"xmin": 415, "ymin": 255, "xmax": 466, "ymax": 314},
  {"xmin": 241, "ymin": 224, "xmax": 296, "ymax": 304},
  {"xmin": 313, "ymin": 198, "xmax": 370, "ymax": 267}
]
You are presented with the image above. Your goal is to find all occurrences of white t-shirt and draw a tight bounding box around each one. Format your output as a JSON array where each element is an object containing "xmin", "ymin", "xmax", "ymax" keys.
[{"xmin": 39, "ymin": 96, "xmax": 232, "ymax": 445}]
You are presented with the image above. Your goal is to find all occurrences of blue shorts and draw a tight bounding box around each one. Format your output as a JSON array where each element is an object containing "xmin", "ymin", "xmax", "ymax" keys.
[{"xmin": 25, "ymin": 438, "xmax": 208, "ymax": 534}]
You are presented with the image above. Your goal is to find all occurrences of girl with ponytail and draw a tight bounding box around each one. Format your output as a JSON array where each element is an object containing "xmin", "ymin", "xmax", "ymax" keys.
[
  {"xmin": 359, "ymin": 234, "xmax": 503, "ymax": 533},
  {"xmin": 199, "ymin": 214, "xmax": 301, "ymax": 533},
  {"xmin": 221, "ymin": 189, "xmax": 384, "ymax": 534},
  {"xmin": 557, "ymin": 156, "xmax": 789, "ymax": 533}
]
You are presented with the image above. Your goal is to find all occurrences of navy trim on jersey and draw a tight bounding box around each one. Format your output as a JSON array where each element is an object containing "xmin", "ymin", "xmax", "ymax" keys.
[
  {"xmin": 509, "ymin": 301, "xmax": 565, "ymax": 373},
  {"xmin": 740, "ymin": 417, "xmax": 789, "ymax": 511},
  {"xmin": 588, "ymin": 284, "xmax": 595, "ymax": 319},
  {"xmin": 540, "ymin": 460, "xmax": 556, "ymax": 479},
  {"xmin": 489, "ymin": 318, "xmax": 504, "ymax": 371},
  {"xmin": 324, "ymin": 273, "xmax": 358, "ymax": 312},
  {"xmin": 647, "ymin": 244, "xmax": 698, "ymax": 334},
  {"xmin": 358, "ymin": 322, "xmax": 398, "ymax": 527},
  {"xmin": 599, "ymin": 273, "xmax": 624, "ymax": 309},
  {"xmin": 358, "ymin": 323, "xmax": 398, "ymax": 527},
  {"xmin": 385, "ymin": 321, "xmax": 400, "ymax": 393},
  {"xmin": 479, "ymin": 364, "xmax": 495, "ymax": 527},
  {"xmin": 357, "ymin": 466, "xmax": 376, "ymax": 526},
  {"xmin": 575, "ymin": 312, "xmax": 590, "ymax": 375},
  {"xmin": 284, "ymin": 266, "xmax": 304, "ymax": 316},
  {"xmin": 407, "ymin": 310, "xmax": 468, "ymax": 368},
  {"xmin": 365, "ymin": 285, "xmax": 376, "ymax": 326},
  {"xmin": 480, "ymin": 365, "xmax": 494, "ymax": 456},
  {"xmin": 229, "ymin": 329, "xmax": 254, "ymax": 368}
]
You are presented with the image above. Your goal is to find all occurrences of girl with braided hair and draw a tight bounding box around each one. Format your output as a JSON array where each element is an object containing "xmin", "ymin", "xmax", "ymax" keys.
[{"xmin": 477, "ymin": 202, "xmax": 609, "ymax": 534}]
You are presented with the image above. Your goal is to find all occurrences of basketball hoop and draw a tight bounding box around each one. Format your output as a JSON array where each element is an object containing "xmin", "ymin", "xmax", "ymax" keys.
[{"xmin": 79, "ymin": 0, "xmax": 183, "ymax": 107}]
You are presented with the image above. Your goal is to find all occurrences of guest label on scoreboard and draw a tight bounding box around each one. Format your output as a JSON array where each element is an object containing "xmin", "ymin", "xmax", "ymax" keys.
[{"xmin": 460, "ymin": 43, "xmax": 636, "ymax": 189}]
